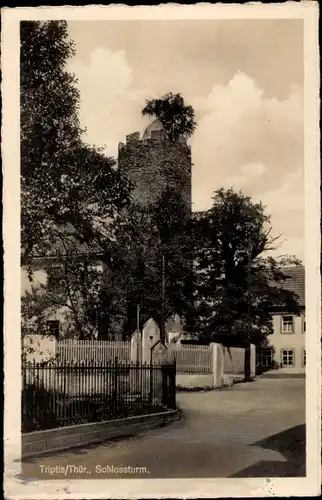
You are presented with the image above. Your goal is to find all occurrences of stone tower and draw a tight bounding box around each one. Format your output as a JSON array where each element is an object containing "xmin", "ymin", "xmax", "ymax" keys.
[{"xmin": 118, "ymin": 119, "xmax": 192, "ymax": 214}]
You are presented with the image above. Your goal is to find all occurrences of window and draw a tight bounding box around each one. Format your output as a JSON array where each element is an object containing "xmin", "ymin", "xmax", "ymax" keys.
[
  {"xmin": 302, "ymin": 349, "xmax": 306, "ymax": 367},
  {"xmin": 281, "ymin": 315, "xmax": 294, "ymax": 333},
  {"xmin": 46, "ymin": 320, "xmax": 60, "ymax": 339},
  {"xmin": 281, "ymin": 349, "xmax": 295, "ymax": 367},
  {"xmin": 261, "ymin": 348, "xmax": 273, "ymax": 367},
  {"xmin": 302, "ymin": 317, "xmax": 306, "ymax": 333}
]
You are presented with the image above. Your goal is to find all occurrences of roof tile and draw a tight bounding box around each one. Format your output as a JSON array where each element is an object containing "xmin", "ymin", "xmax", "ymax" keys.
[{"xmin": 280, "ymin": 265, "xmax": 305, "ymax": 307}]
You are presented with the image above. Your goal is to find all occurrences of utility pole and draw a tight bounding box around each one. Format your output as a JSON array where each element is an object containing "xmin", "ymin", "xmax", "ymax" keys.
[
  {"xmin": 136, "ymin": 303, "xmax": 140, "ymax": 362},
  {"xmin": 244, "ymin": 238, "xmax": 253, "ymax": 381},
  {"xmin": 160, "ymin": 254, "xmax": 166, "ymax": 343},
  {"xmin": 136, "ymin": 304, "xmax": 140, "ymax": 331}
]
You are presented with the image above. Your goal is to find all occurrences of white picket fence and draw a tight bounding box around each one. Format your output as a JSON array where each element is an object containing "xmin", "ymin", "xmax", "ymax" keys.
[
  {"xmin": 168, "ymin": 344, "xmax": 213, "ymax": 373},
  {"xmin": 56, "ymin": 339, "xmax": 212, "ymax": 373},
  {"xmin": 57, "ymin": 340, "xmax": 131, "ymax": 364}
]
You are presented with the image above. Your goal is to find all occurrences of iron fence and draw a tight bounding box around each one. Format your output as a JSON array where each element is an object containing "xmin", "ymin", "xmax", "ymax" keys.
[{"xmin": 22, "ymin": 359, "xmax": 176, "ymax": 433}]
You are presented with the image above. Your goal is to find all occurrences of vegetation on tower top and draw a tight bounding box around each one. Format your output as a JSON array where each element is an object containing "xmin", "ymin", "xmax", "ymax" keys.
[{"xmin": 142, "ymin": 92, "xmax": 197, "ymax": 142}]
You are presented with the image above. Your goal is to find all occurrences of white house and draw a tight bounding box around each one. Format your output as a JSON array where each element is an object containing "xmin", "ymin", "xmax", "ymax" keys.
[{"xmin": 260, "ymin": 265, "xmax": 306, "ymax": 374}]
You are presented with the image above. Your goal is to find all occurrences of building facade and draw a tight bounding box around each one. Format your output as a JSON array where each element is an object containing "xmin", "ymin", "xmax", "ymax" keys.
[
  {"xmin": 21, "ymin": 231, "xmax": 112, "ymax": 341},
  {"xmin": 260, "ymin": 265, "xmax": 306, "ymax": 374}
]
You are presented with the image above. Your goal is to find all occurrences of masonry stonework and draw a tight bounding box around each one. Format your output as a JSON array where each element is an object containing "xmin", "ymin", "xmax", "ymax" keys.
[{"xmin": 118, "ymin": 127, "xmax": 192, "ymax": 214}]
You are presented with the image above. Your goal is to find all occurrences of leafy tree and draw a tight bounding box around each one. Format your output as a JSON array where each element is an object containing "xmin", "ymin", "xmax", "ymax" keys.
[
  {"xmin": 142, "ymin": 92, "xmax": 197, "ymax": 142},
  {"xmin": 152, "ymin": 187, "xmax": 195, "ymax": 327},
  {"xmin": 111, "ymin": 208, "xmax": 163, "ymax": 338},
  {"xmin": 20, "ymin": 21, "xmax": 131, "ymax": 267},
  {"xmin": 188, "ymin": 188, "xmax": 301, "ymax": 379},
  {"xmin": 109, "ymin": 188, "xmax": 195, "ymax": 339},
  {"xmin": 20, "ymin": 21, "xmax": 135, "ymax": 338}
]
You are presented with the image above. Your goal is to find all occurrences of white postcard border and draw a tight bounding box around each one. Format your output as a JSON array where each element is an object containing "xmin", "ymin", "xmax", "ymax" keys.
[{"xmin": 2, "ymin": 3, "xmax": 320, "ymax": 498}]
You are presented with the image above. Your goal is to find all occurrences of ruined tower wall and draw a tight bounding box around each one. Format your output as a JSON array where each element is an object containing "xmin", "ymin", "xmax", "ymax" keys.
[
  {"xmin": 118, "ymin": 129, "xmax": 192, "ymax": 213},
  {"xmin": 108, "ymin": 127, "xmax": 192, "ymax": 340}
]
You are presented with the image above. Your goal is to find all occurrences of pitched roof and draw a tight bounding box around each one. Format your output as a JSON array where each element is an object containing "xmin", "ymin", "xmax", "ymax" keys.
[{"xmin": 279, "ymin": 265, "xmax": 305, "ymax": 307}]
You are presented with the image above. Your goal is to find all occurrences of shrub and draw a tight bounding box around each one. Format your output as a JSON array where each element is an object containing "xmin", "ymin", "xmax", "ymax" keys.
[{"xmin": 22, "ymin": 383, "xmax": 57, "ymax": 432}]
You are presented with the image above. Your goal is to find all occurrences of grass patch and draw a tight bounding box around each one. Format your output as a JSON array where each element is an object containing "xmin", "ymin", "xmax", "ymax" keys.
[{"xmin": 176, "ymin": 385, "xmax": 215, "ymax": 392}]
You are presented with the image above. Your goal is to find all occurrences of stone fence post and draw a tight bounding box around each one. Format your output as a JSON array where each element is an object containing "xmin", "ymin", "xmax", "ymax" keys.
[{"xmin": 210, "ymin": 342, "xmax": 224, "ymax": 388}]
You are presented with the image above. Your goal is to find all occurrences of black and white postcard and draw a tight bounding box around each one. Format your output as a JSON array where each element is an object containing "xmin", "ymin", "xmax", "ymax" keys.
[{"xmin": 2, "ymin": 3, "xmax": 320, "ymax": 498}]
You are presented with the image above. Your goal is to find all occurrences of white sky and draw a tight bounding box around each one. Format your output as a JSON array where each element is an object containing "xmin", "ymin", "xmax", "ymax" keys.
[{"xmin": 67, "ymin": 19, "xmax": 304, "ymax": 261}]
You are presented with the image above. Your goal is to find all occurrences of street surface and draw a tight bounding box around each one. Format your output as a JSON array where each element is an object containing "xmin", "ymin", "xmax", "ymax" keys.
[{"xmin": 22, "ymin": 376, "xmax": 305, "ymax": 478}]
